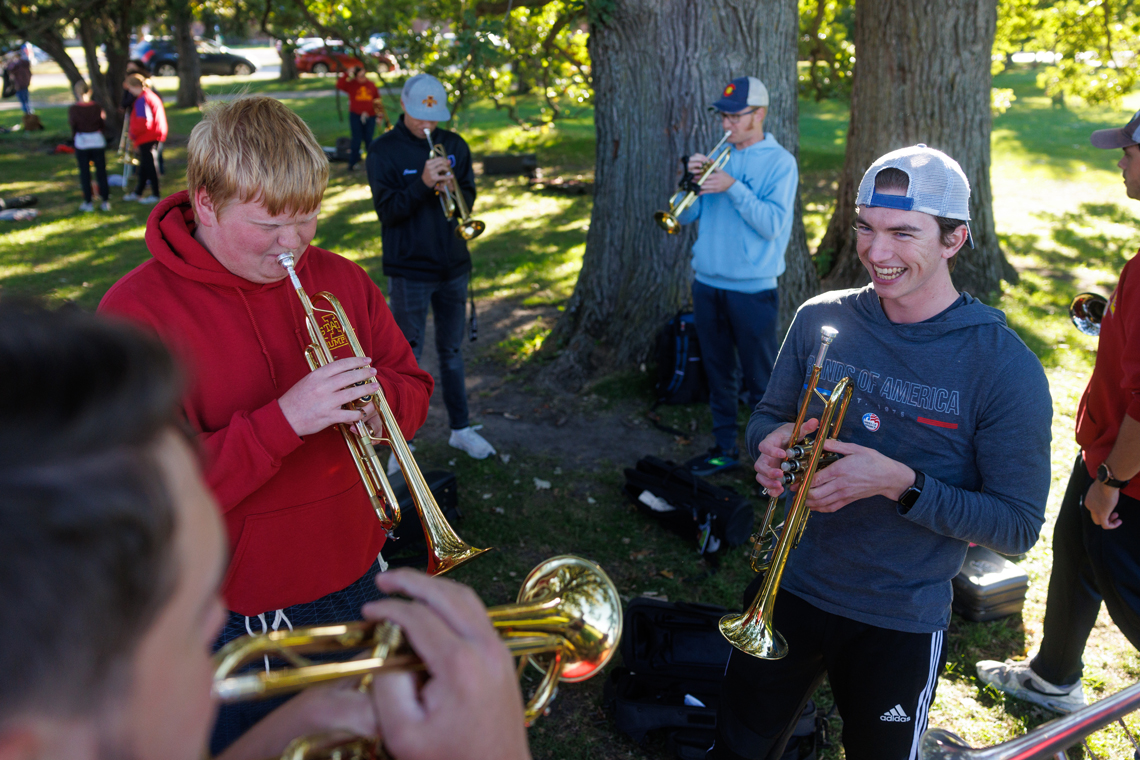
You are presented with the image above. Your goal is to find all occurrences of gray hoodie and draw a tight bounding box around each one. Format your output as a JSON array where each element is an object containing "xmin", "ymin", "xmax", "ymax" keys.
[{"xmin": 746, "ymin": 286, "xmax": 1052, "ymax": 633}]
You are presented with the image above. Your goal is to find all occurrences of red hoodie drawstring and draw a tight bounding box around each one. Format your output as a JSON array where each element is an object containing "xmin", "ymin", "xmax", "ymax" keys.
[{"xmin": 236, "ymin": 288, "xmax": 279, "ymax": 390}]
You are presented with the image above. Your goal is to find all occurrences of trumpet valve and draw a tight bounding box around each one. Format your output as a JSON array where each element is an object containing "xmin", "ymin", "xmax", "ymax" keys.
[{"xmin": 781, "ymin": 472, "xmax": 798, "ymax": 487}]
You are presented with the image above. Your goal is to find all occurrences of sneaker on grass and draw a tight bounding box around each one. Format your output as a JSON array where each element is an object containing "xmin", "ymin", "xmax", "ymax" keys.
[
  {"xmin": 449, "ymin": 426, "xmax": 496, "ymax": 460},
  {"xmin": 138, "ymin": 195, "xmax": 160, "ymax": 205},
  {"xmin": 100, "ymin": 200, "xmax": 112, "ymax": 211},
  {"xmin": 123, "ymin": 192, "xmax": 139, "ymax": 201},
  {"xmin": 976, "ymin": 659, "xmax": 1088, "ymax": 714},
  {"xmin": 78, "ymin": 201, "xmax": 94, "ymax": 212},
  {"xmin": 685, "ymin": 446, "xmax": 740, "ymax": 477}
]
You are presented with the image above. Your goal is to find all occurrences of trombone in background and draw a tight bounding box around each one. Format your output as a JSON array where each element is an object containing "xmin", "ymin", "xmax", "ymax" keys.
[
  {"xmin": 719, "ymin": 326, "xmax": 853, "ymax": 660},
  {"xmin": 213, "ymin": 555, "xmax": 624, "ymax": 758},
  {"xmin": 1070, "ymin": 292, "xmax": 1108, "ymax": 337},
  {"xmin": 423, "ymin": 127, "xmax": 485, "ymax": 241},
  {"xmin": 654, "ymin": 130, "xmax": 733, "ymax": 235},
  {"xmin": 920, "ymin": 680, "xmax": 1140, "ymax": 759},
  {"xmin": 276, "ymin": 252, "xmax": 488, "ymax": 575}
]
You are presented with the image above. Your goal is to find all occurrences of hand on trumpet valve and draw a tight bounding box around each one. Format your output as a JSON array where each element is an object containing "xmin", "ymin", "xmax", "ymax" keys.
[
  {"xmin": 686, "ymin": 153, "xmax": 710, "ymax": 175},
  {"xmin": 278, "ymin": 356, "xmax": 380, "ymax": 438},
  {"xmin": 754, "ymin": 418, "xmax": 821, "ymax": 498},
  {"xmin": 422, "ymin": 156, "xmax": 453, "ymax": 189},
  {"xmin": 798, "ymin": 438, "xmax": 916, "ymax": 514},
  {"xmin": 363, "ymin": 569, "xmax": 533, "ymax": 760}
]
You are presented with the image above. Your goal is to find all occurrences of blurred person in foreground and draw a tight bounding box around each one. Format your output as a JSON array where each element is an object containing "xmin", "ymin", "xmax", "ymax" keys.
[{"xmin": 0, "ymin": 300, "xmax": 531, "ymax": 760}]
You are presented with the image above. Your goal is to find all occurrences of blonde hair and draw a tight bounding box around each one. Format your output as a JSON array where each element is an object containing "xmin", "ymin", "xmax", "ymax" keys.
[
  {"xmin": 186, "ymin": 96, "xmax": 328, "ymax": 217},
  {"xmin": 73, "ymin": 80, "xmax": 89, "ymax": 101}
]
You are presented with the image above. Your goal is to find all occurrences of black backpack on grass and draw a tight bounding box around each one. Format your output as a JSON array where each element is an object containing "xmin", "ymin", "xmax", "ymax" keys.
[{"xmin": 654, "ymin": 311, "xmax": 708, "ymax": 406}]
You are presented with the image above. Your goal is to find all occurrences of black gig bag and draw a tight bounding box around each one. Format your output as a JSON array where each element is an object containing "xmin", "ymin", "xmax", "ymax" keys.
[
  {"xmin": 605, "ymin": 597, "xmax": 817, "ymax": 759},
  {"xmin": 623, "ymin": 456, "xmax": 754, "ymax": 560},
  {"xmin": 952, "ymin": 544, "xmax": 1030, "ymax": 622},
  {"xmin": 379, "ymin": 469, "xmax": 461, "ymax": 569},
  {"xmin": 654, "ymin": 310, "xmax": 709, "ymax": 407}
]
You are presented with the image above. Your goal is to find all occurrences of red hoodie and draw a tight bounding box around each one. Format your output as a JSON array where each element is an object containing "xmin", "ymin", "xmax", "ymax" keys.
[
  {"xmin": 129, "ymin": 87, "xmax": 168, "ymax": 145},
  {"xmin": 1075, "ymin": 252, "xmax": 1140, "ymax": 500},
  {"xmin": 99, "ymin": 191, "xmax": 434, "ymax": 615}
]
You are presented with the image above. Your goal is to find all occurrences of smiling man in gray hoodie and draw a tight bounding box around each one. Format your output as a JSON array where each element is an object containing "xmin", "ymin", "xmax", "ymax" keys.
[{"xmin": 708, "ymin": 145, "xmax": 1053, "ymax": 760}]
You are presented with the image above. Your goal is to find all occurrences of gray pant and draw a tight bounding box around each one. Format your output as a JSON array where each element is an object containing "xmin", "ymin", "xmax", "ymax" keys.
[{"xmin": 388, "ymin": 272, "xmax": 470, "ymax": 430}]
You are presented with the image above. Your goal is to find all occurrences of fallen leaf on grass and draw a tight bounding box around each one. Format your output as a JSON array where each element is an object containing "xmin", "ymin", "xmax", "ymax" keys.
[
  {"xmin": 630, "ymin": 549, "xmax": 652, "ymax": 560},
  {"xmin": 500, "ymin": 454, "xmax": 512, "ymax": 463},
  {"xmin": 533, "ymin": 478, "xmax": 552, "ymax": 490},
  {"xmin": 587, "ymin": 497, "xmax": 597, "ymax": 504},
  {"xmin": 494, "ymin": 507, "xmax": 505, "ymax": 514},
  {"xmin": 659, "ymin": 569, "xmax": 674, "ymax": 579},
  {"xmin": 482, "ymin": 493, "xmax": 492, "ymax": 499},
  {"xmin": 504, "ymin": 412, "xmax": 521, "ymax": 420},
  {"xmin": 621, "ymin": 537, "xmax": 631, "ymax": 545}
]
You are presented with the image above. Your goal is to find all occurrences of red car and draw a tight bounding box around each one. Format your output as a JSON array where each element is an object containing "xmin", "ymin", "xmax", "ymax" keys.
[{"xmin": 295, "ymin": 43, "xmax": 399, "ymax": 75}]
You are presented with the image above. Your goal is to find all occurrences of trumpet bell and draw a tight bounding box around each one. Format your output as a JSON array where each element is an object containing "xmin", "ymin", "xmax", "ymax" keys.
[
  {"xmin": 654, "ymin": 210, "xmax": 682, "ymax": 234},
  {"xmin": 1070, "ymin": 292, "xmax": 1107, "ymax": 337},
  {"xmin": 718, "ymin": 610, "xmax": 788, "ymax": 660},
  {"xmin": 457, "ymin": 219, "xmax": 486, "ymax": 240}
]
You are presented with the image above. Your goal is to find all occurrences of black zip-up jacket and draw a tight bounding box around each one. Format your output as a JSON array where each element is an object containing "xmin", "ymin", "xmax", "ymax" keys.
[{"xmin": 366, "ymin": 118, "xmax": 476, "ymax": 281}]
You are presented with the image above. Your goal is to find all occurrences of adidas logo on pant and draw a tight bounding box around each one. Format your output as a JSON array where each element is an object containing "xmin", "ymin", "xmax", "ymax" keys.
[{"xmin": 879, "ymin": 704, "xmax": 912, "ymax": 722}]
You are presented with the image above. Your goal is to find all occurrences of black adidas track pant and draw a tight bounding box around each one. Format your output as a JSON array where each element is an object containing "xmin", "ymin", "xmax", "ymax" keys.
[{"xmin": 708, "ymin": 585, "xmax": 948, "ymax": 760}]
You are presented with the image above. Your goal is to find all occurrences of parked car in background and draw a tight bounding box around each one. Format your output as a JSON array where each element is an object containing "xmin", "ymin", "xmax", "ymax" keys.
[
  {"xmin": 132, "ymin": 38, "xmax": 256, "ymax": 77},
  {"xmin": 295, "ymin": 41, "xmax": 399, "ymax": 75}
]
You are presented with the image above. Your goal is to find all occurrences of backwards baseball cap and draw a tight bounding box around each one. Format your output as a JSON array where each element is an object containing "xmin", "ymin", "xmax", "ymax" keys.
[
  {"xmin": 1090, "ymin": 108, "xmax": 1140, "ymax": 149},
  {"xmin": 710, "ymin": 77, "xmax": 769, "ymax": 113},
  {"xmin": 401, "ymin": 74, "xmax": 451, "ymax": 121},
  {"xmin": 856, "ymin": 144, "xmax": 974, "ymax": 248}
]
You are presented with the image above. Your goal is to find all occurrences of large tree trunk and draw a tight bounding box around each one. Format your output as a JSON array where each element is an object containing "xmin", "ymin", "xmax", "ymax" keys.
[
  {"xmin": 278, "ymin": 42, "xmax": 299, "ymax": 81},
  {"xmin": 816, "ymin": 0, "xmax": 1015, "ymax": 300},
  {"xmin": 542, "ymin": 0, "xmax": 815, "ymax": 390},
  {"xmin": 78, "ymin": 16, "xmax": 127, "ymax": 139},
  {"xmin": 173, "ymin": 5, "xmax": 204, "ymax": 108}
]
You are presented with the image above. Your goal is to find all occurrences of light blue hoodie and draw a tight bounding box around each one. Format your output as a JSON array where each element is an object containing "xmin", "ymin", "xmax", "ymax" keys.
[{"xmin": 677, "ymin": 132, "xmax": 798, "ymax": 293}]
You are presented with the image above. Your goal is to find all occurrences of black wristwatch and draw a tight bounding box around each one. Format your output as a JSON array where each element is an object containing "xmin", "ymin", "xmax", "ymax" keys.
[
  {"xmin": 1097, "ymin": 462, "xmax": 1131, "ymax": 489},
  {"xmin": 897, "ymin": 470, "xmax": 925, "ymax": 514}
]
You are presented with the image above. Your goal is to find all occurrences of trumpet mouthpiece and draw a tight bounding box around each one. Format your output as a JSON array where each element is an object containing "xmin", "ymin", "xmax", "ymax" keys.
[
  {"xmin": 815, "ymin": 326, "xmax": 838, "ymax": 367},
  {"xmin": 276, "ymin": 252, "xmax": 296, "ymax": 269}
]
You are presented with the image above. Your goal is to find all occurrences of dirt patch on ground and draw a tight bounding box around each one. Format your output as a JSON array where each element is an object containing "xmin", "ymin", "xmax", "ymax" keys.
[{"xmin": 407, "ymin": 294, "xmax": 697, "ymax": 470}]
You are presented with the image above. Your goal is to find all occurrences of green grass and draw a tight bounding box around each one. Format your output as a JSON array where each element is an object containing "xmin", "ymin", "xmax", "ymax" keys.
[{"xmin": 3, "ymin": 67, "xmax": 1140, "ymax": 758}]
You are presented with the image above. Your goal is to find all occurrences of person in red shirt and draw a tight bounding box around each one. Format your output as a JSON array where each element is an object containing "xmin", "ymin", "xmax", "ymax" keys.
[
  {"xmin": 98, "ymin": 95, "xmax": 434, "ymax": 753},
  {"xmin": 336, "ymin": 66, "xmax": 386, "ymax": 171},
  {"xmin": 977, "ymin": 109, "xmax": 1140, "ymax": 714},
  {"xmin": 123, "ymin": 73, "xmax": 168, "ymax": 205}
]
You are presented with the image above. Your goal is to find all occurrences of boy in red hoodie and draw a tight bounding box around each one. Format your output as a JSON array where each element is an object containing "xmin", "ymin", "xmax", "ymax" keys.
[
  {"xmin": 336, "ymin": 66, "xmax": 385, "ymax": 171},
  {"xmin": 124, "ymin": 73, "xmax": 167, "ymax": 204},
  {"xmin": 99, "ymin": 95, "xmax": 434, "ymax": 753}
]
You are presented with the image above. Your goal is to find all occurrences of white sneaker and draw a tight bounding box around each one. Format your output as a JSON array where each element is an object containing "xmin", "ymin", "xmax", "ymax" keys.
[
  {"xmin": 976, "ymin": 659, "xmax": 1088, "ymax": 713},
  {"xmin": 386, "ymin": 443, "xmax": 414, "ymax": 476},
  {"xmin": 449, "ymin": 427, "xmax": 496, "ymax": 459},
  {"xmin": 100, "ymin": 201, "xmax": 111, "ymax": 211},
  {"xmin": 78, "ymin": 202, "xmax": 94, "ymax": 212},
  {"xmin": 138, "ymin": 195, "xmax": 159, "ymax": 205},
  {"xmin": 123, "ymin": 192, "xmax": 139, "ymax": 201}
]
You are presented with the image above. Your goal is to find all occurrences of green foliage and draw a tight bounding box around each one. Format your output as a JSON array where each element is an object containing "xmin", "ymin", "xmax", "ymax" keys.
[
  {"xmin": 996, "ymin": 0, "xmax": 1140, "ymax": 106},
  {"xmin": 797, "ymin": 0, "xmax": 854, "ymax": 101}
]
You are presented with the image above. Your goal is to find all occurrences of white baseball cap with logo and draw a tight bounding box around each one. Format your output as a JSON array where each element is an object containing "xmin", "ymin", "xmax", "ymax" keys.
[
  {"xmin": 402, "ymin": 74, "xmax": 451, "ymax": 121},
  {"xmin": 856, "ymin": 144, "xmax": 974, "ymax": 248}
]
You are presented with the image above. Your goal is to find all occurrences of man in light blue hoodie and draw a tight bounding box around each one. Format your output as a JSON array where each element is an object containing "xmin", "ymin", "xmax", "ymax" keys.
[{"xmin": 677, "ymin": 76, "xmax": 799, "ymax": 476}]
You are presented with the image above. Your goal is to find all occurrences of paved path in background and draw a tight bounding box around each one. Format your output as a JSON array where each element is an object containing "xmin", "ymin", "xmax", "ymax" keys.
[{"xmin": 0, "ymin": 84, "xmax": 399, "ymax": 112}]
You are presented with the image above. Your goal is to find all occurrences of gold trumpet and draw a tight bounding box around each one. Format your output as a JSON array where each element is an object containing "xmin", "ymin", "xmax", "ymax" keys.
[
  {"xmin": 277, "ymin": 252, "xmax": 488, "ymax": 575},
  {"xmin": 654, "ymin": 130, "xmax": 733, "ymax": 234},
  {"xmin": 213, "ymin": 555, "xmax": 623, "ymax": 728},
  {"xmin": 423, "ymin": 128, "xmax": 485, "ymax": 241},
  {"xmin": 719, "ymin": 326, "xmax": 853, "ymax": 659},
  {"xmin": 1070, "ymin": 292, "xmax": 1108, "ymax": 337}
]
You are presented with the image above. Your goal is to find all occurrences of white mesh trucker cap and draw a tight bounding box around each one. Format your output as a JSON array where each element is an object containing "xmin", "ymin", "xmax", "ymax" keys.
[{"xmin": 856, "ymin": 144, "xmax": 974, "ymax": 248}]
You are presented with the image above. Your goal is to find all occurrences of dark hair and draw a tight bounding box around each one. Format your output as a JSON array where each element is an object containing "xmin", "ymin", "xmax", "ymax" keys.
[
  {"xmin": 0, "ymin": 300, "xmax": 183, "ymax": 720},
  {"xmin": 872, "ymin": 167, "xmax": 966, "ymax": 272}
]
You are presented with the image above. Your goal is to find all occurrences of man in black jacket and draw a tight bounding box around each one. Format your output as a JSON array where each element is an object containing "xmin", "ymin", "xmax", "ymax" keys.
[{"xmin": 366, "ymin": 74, "xmax": 496, "ymax": 461}]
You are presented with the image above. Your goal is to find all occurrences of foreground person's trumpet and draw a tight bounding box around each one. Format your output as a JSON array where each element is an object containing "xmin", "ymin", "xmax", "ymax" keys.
[
  {"xmin": 1070, "ymin": 292, "xmax": 1108, "ymax": 337},
  {"xmin": 719, "ymin": 326, "xmax": 853, "ymax": 659},
  {"xmin": 424, "ymin": 128, "xmax": 485, "ymax": 240},
  {"xmin": 655, "ymin": 130, "xmax": 732, "ymax": 234},
  {"xmin": 277, "ymin": 252, "xmax": 488, "ymax": 575},
  {"xmin": 213, "ymin": 555, "xmax": 623, "ymax": 732}
]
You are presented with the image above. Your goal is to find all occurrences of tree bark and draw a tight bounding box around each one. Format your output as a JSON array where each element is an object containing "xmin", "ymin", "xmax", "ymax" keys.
[
  {"xmin": 278, "ymin": 41, "xmax": 299, "ymax": 81},
  {"xmin": 78, "ymin": 15, "xmax": 126, "ymax": 139},
  {"xmin": 816, "ymin": 0, "xmax": 1015, "ymax": 300},
  {"xmin": 172, "ymin": 4, "xmax": 204, "ymax": 108},
  {"xmin": 542, "ymin": 0, "xmax": 815, "ymax": 390}
]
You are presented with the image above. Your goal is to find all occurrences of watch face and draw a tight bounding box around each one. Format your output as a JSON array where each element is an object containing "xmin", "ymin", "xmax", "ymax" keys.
[{"xmin": 1098, "ymin": 463, "xmax": 1110, "ymax": 482}]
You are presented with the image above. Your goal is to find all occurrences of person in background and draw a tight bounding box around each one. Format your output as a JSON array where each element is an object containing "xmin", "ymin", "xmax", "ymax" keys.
[
  {"xmin": 336, "ymin": 65, "xmax": 383, "ymax": 172},
  {"xmin": 121, "ymin": 60, "xmax": 164, "ymax": 175},
  {"xmin": 69, "ymin": 80, "xmax": 111, "ymax": 213},
  {"xmin": 123, "ymin": 73, "xmax": 167, "ymax": 205},
  {"xmin": 6, "ymin": 52, "xmax": 32, "ymax": 115}
]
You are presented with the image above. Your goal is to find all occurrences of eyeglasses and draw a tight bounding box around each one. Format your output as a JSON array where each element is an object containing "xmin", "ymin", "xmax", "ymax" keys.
[{"xmin": 717, "ymin": 108, "xmax": 761, "ymax": 123}]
